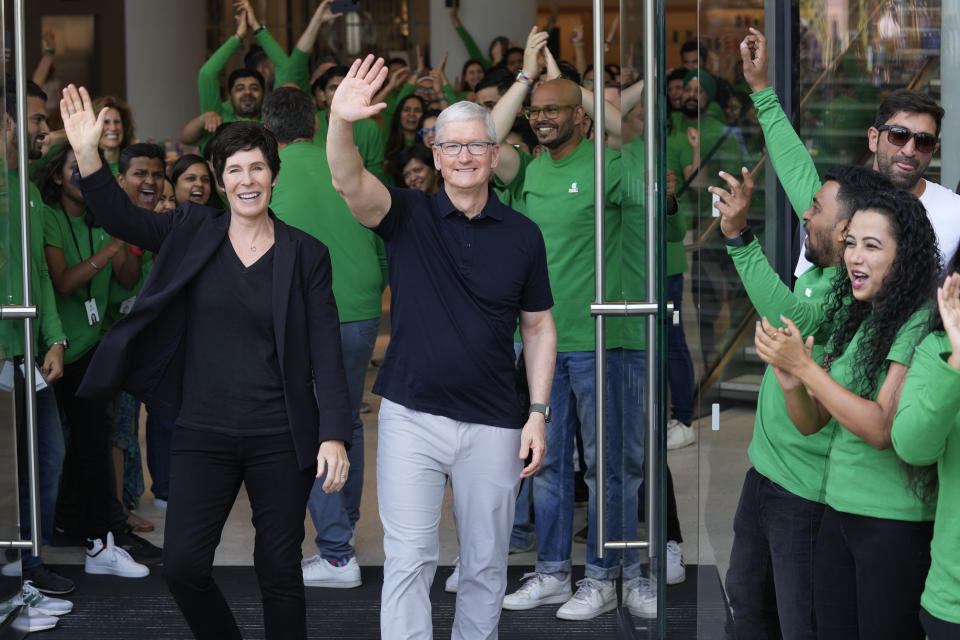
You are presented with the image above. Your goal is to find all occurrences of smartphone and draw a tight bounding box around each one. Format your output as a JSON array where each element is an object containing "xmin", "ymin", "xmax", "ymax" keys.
[{"xmin": 331, "ymin": 0, "xmax": 360, "ymax": 12}]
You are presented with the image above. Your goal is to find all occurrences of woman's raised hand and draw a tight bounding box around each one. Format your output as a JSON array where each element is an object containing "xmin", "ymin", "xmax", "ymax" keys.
[
  {"xmin": 60, "ymin": 85, "xmax": 106, "ymax": 173},
  {"xmin": 329, "ymin": 55, "xmax": 389, "ymax": 123}
]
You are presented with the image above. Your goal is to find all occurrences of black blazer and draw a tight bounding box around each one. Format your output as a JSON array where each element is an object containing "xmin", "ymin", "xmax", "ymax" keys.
[{"xmin": 75, "ymin": 164, "xmax": 352, "ymax": 470}]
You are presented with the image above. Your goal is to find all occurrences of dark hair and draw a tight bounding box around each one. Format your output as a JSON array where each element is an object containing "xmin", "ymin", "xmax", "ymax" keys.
[
  {"xmin": 583, "ymin": 64, "xmax": 614, "ymax": 85},
  {"xmin": 667, "ymin": 67, "xmax": 688, "ymax": 84},
  {"xmin": 415, "ymin": 109, "xmax": 442, "ymax": 146},
  {"xmin": 262, "ymin": 86, "xmax": 316, "ymax": 143},
  {"xmin": 475, "ymin": 68, "xmax": 514, "ymax": 98},
  {"xmin": 389, "ymin": 144, "xmax": 435, "ymax": 186},
  {"xmin": 822, "ymin": 165, "xmax": 895, "ymax": 223},
  {"xmin": 313, "ymin": 65, "xmax": 350, "ymax": 95},
  {"xmin": 244, "ymin": 45, "xmax": 268, "ymax": 72},
  {"xmin": 35, "ymin": 144, "xmax": 73, "ymax": 206},
  {"xmin": 386, "ymin": 57, "xmax": 407, "ymax": 68},
  {"xmin": 556, "ymin": 61, "xmax": 581, "ymax": 85},
  {"xmin": 385, "ymin": 94, "xmax": 426, "ymax": 164},
  {"xmin": 460, "ymin": 58, "xmax": 485, "ymax": 92},
  {"xmin": 488, "ymin": 36, "xmax": 509, "ymax": 63},
  {"xmin": 92, "ymin": 96, "xmax": 136, "ymax": 148},
  {"xmin": 210, "ymin": 121, "xmax": 280, "ymax": 188},
  {"xmin": 170, "ymin": 153, "xmax": 217, "ymax": 206},
  {"xmin": 510, "ymin": 115, "xmax": 537, "ymax": 153},
  {"xmin": 227, "ymin": 68, "xmax": 265, "ymax": 93},
  {"xmin": 5, "ymin": 78, "xmax": 47, "ymax": 118},
  {"xmin": 118, "ymin": 143, "xmax": 164, "ymax": 175},
  {"xmin": 873, "ymin": 89, "xmax": 945, "ymax": 136},
  {"xmin": 820, "ymin": 190, "xmax": 940, "ymax": 397},
  {"xmin": 680, "ymin": 40, "xmax": 707, "ymax": 60},
  {"xmin": 504, "ymin": 46, "xmax": 524, "ymax": 61}
]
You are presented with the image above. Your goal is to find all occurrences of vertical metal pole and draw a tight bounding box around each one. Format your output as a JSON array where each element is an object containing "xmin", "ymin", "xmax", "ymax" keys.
[
  {"xmin": 592, "ymin": 0, "xmax": 607, "ymax": 561},
  {"xmin": 13, "ymin": 0, "xmax": 42, "ymax": 558},
  {"xmin": 644, "ymin": 0, "xmax": 664, "ymax": 620}
]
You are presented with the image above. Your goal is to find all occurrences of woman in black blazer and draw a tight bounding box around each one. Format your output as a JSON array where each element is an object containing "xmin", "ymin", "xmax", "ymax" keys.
[{"xmin": 60, "ymin": 85, "xmax": 352, "ymax": 640}]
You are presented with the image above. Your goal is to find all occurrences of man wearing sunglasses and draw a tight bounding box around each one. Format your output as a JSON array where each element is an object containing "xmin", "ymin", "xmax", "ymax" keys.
[
  {"xmin": 326, "ymin": 55, "xmax": 556, "ymax": 640},
  {"xmin": 741, "ymin": 27, "xmax": 960, "ymax": 279}
]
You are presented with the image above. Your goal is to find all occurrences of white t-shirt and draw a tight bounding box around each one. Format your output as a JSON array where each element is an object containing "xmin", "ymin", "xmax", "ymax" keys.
[{"xmin": 794, "ymin": 178, "xmax": 960, "ymax": 277}]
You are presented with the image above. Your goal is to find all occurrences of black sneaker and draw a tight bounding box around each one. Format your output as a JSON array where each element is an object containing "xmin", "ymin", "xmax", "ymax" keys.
[
  {"xmin": 22, "ymin": 564, "xmax": 75, "ymax": 595},
  {"xmin": 112, "ymin": 528, "xmax": 163, "ymax": 566}
]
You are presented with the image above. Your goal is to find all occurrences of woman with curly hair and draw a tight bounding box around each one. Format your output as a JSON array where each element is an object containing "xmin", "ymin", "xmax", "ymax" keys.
[
  {"xmin": 754, "ymin": 189, "xmax": 941, "ymax": 640},
  {"xmin": 91, "ymin": 96, "xmax": 135, "ymax": 174},
  {"xmin": 891, "ymin": 246, "xmax": 960, "ymax": 639}
]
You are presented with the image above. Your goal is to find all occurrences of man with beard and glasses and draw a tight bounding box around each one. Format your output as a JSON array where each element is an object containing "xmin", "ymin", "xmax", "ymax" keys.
[
  {"xmin": 490, "ymin": 28, "xmax": 639, "ymax": 621},
  {"xmin": 741, "ymin": 27, "xmax": 960, "ymax": 276},
  {"xmin": 712, "ymin": 162, "xmax": 895, "ymax": 639}
]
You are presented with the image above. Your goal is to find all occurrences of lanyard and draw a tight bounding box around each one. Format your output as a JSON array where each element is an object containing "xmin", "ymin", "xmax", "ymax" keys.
[{"xmin": 61, "ymin": 208, "xmax": 96, "ymax": 300}]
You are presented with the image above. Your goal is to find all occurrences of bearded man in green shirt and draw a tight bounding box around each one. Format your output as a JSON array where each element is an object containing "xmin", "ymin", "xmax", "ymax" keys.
[{"xmin": 711, "ymin": 153, "xmax": 894, "ymax": 638}]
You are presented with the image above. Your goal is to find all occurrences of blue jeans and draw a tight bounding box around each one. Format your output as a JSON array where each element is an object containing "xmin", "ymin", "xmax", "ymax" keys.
[
  {"xmin": 145, "ymin": 405, "xmax": 176, "ymax": 501},
  {"xmin": 17, "ymin": 382, "xmax": 65, "ymax": 570},
  {"xmin": 666, "ymin": 274, "xmax": 694, "ymax": 425},
  {"xmin": 533, "ymin": 349, "xmax": 644, "ymax": 581},
  {"xmin": 307, "ymin": 316, "xmax": 379, "ymax": 559},
  {"xmin": 725, "ymin": 467, "xmax": 824, "ymax": 640}
]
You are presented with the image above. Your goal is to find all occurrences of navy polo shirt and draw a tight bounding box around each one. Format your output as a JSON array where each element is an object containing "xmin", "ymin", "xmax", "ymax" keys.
[{"xmin": 372, "ymin": 186, "xmax": 553, "ymax": 429}]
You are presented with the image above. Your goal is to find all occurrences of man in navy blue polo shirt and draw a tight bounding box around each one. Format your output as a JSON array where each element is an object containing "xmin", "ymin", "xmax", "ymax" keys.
[{"xmin": 327, "ymin": 55, "xmax": 557, "ymax": 640}]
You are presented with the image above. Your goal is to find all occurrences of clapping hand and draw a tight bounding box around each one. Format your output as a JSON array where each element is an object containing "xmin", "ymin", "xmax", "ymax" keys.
[
  {"xmin": 330, "ymin": 55, "xmax": 389, "ymax": 123},
  {"xmin": 754, "ymin": 316, "xmax": 814, "ymax": 390},
  {"xmin": 939, "ymin": 272, "xmax": 960, "ymax": 370}
]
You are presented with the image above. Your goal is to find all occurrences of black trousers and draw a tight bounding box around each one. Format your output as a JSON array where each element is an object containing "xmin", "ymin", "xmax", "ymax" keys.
[
  {"xmin": 54, "ymin": 345, "xmax": 127, "ymax": 538},
  {"xmin": 921, "ymin": 608, "xmax": 960, "ymax": 640},
  {"xmin": 163, "ymin": 427, "xmax": 316, "ymax": 640},
  {"xmin": 814, "ymin": 505, "xmax": 933, "ymax": 640}
]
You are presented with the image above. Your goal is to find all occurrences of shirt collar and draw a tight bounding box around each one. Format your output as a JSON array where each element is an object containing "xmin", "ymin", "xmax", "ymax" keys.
[{"xmin": 431, "ymin": 185, "xmax": 505, "ymax": 221}]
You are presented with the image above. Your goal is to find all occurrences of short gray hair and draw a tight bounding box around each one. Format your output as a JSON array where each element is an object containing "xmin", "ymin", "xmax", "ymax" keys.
[{"xmin": 434, "ymin": 101, "xmax": 497, "ymax": 144}]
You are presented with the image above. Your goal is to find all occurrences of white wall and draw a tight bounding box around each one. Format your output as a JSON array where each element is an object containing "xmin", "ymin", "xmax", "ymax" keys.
[
  {"xmin": 429, "ymin": 0, "xmax": 537, "ymax": 88},
  {"xmin": 123, "ymin": 0, "xmax": 205, "ymax": 145}
]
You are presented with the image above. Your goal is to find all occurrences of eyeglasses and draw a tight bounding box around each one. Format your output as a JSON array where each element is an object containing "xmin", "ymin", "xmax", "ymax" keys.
[
  {"xmin": 521, "ymin": 104, "xmax": 578, "ymax": 120},
  {"xmin": 876, "ymin": 125, "xmax": 938, "ymax": 153},
  {"xmin": 434, "ymin": 141, "xmax": 495, "ymax": 156},
  {"xmin": 417, "ymin": 126, "xmax": 435, "ymax": 137}
]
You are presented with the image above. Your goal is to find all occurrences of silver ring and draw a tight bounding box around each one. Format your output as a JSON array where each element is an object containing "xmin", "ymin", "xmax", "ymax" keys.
[{"xmin": 339, "ymin": 474, "xmax": 347, "ymax": 480}]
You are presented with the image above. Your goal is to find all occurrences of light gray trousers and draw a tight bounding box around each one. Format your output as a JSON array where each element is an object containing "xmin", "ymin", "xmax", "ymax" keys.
[{"xmin": 377, "ymin": 398, "xmax": 523, "ymax": 640}]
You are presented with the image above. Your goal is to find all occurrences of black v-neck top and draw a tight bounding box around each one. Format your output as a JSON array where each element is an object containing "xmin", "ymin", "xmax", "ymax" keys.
[{"xmin": 177, "ymin": 236, "xmax": 288, "ymax": 435}]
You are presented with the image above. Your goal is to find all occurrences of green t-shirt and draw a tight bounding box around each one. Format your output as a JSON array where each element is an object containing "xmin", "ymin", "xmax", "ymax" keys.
[
  {"xmin": 314, "ymin": 109, "xmax": 388, "ymax": 184},
  {"xmin": 733, "ymin": 239, "xmax": 839, "ymax": 502},
  {"xmin": 619, "ymin": 138, "xmax": 687, "ymax": 351},
  {"xmin": 43, "ymin": 203, "xmax": 114, "ymax": 363},
  {"xmin": 892, "ymin": 332, "xmax": 960, "ymax": 623},
  {"xmin": 0, "ymin": 171, "xmax": 66, "ymax": 358},
  {"xmin": 665, "ymin": 105, "xmax": 745, "ymax": 275},
  {"xmin": 824, "ymin": 307, "xmax": 934, "ymax": 520},
  {"xmin": 499, "ymin": 139, "xmax": 623, "ymax": 352},
  {"xmin": 270, "ymin": 142, "xmax": 386, "ymax": 323}
]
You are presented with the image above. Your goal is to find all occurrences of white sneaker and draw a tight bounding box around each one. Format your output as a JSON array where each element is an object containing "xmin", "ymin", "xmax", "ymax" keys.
[
  {"xmin": 20, "ymin": 581, "xmax": 73, "ymax": 616},
  {"xmin": 666, "ymin": 540, "xmax": 686, "ymax": 585},
  {"xmin": 444, "ymin": 557, "xmax": 459, "ymax": 593},
  {"xmin": 556, "ymin": 577, "xmax": 617, "ymax": 620},
  {"xmin": 502, "ymin": 571, "xmax": 571, "ymax": 610},
  {"xmin": 85, "ymin": 532, "xmax": 149, "ymax": 578},
  {"xmin": 624, "ymin": 576, "xmax": 657, "ymax": 618},
  {"xmin": 302, "ymin": 554, "xmax": 361, "ymax": 588},
  {"xmin": 666, "ymin": 419, "xmax": 696, "ymax": 450},
  {"xmin": 12, "ymin": 607, "xmax": 59, "ymax": 632}
]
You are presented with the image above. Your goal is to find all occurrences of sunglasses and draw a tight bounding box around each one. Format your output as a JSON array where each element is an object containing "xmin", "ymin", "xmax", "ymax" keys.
[{"xmin": 876, "ymin": 125, "xmax": 938, "ymax": 153}]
